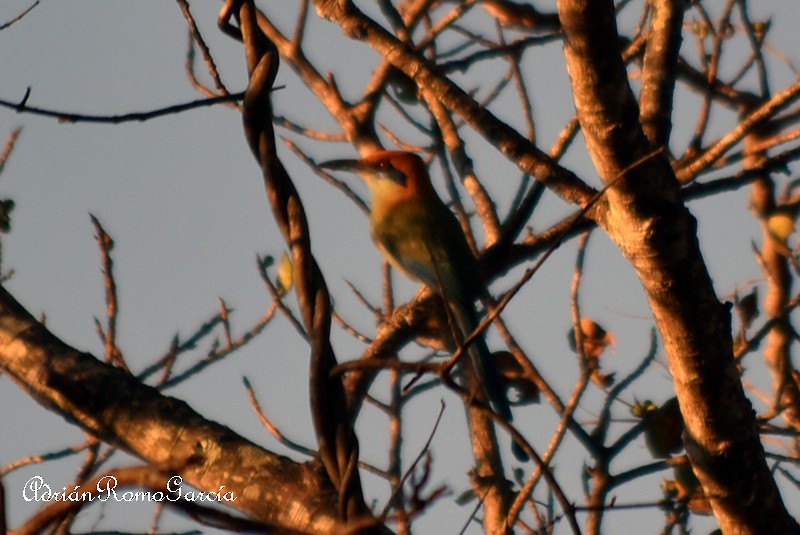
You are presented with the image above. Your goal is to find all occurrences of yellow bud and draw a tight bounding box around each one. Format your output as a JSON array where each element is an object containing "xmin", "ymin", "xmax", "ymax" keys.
[
  {"xmin": 276, "ymin": 252, "xmax": 294, "ymax": 296},
  {"xmin": 767, "ymin": 212, "xmax": 794, "ymax": 243}
]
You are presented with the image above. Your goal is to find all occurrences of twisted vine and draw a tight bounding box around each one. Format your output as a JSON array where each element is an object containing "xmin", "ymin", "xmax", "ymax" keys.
[{"xmin": 219, "ymin": 0, "xmax": 371, "ymax": 526}]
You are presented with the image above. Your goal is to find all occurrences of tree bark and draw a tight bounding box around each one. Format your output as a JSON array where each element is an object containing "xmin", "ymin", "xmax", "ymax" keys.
[
  {"xmin": 0, "ymin": 285, "xmax": 371, "ymax": 534},
  {"xmin": 556, "ymin": 0, "xmax": 799, "ymax": 532}
]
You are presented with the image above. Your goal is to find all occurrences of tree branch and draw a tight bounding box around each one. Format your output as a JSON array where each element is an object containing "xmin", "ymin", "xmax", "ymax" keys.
[
  {"xmin": 0, "ymin": 285, "xmax": 348, "ymax": 533},
  {"xmin": 556, "ymin": 0, "xmax": 799, "ymax": 531}
]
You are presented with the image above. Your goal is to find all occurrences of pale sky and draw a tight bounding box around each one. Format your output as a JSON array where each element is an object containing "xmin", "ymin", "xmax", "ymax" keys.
[{"xmin": 1, "ymin": 1, "xmax": 799, "ymax": 533}]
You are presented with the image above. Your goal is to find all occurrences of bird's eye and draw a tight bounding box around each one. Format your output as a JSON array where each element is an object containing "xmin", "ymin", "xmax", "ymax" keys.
[{"xmin": 378, "ymin": 160, "xmax": 391, "ymax": 169}]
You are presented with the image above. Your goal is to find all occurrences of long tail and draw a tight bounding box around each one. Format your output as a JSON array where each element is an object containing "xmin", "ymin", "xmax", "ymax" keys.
[{"xmin": 452, "ymin": 304, "xmax": 512, "ymax": 422}]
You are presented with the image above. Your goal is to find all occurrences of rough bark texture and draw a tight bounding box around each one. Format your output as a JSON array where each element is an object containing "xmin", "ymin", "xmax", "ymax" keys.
[
  {"xmin": 556, "ymin": 0, "xmax": 799, "ymax": 532},
  {"xmin": 0, "ymin": 286, "xmax": 355, "ymax": 534}
]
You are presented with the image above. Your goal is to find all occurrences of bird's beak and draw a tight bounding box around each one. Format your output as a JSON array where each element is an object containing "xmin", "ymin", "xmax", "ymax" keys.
[
  {"xmin": 318, "ymin": 159, "xmax": 365, "ymax": 172},
  {"xmin": 319, "ymin": 158, "xmax": 406, "ymax": 186}
]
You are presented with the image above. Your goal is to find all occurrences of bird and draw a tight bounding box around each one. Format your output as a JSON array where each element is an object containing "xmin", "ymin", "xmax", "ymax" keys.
[{"xmin": 320, "ymin": 150, "xmax": 513, "ymax": 423}]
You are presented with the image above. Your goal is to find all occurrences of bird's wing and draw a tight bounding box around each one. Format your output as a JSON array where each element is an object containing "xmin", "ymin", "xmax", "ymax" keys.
[
  {"xmin": 371, "ymin": 204, "xmax": 513, "ymax": 423},
  {"xmin": 370, "ymin": 202, "xmax": 480, "ymax": 309}
]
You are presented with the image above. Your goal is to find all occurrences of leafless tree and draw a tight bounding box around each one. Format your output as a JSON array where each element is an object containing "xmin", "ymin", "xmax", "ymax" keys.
[{"xmin": 1, "ymin": 0, "xmax": 800, "ymax": 534}]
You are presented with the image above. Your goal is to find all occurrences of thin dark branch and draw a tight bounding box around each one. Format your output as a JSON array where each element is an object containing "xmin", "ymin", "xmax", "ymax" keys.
[
  {"xmin": 256, "ymin": 254, "xmax": 309, "ymax": 340},
  {"xmin": 379, "ymin": 401, "xmax": 445, "ymax": 520},
  {"xmin": 0, "ymin": 0, "xmax": 39, "ymax": 31},
  {"xmin": 90, "ymin": 215, "xmax": 128, "ymax": 372},
  {"xmin": 0, "ymin": 91, "xmax": 244, "ymax": 124},
  {"xmin": 176, "ymin": 0, "xmax": 231, "ymax": 96},
  {"xmin": 137, "ymin": 314, "xmax": 222, "ymax": 383},
  {"xmin": 286, "ymin": 139, "xmax": 369, "ymax": 216},
  {"xmin": 243, "ymin": 376, "xmax": 315, "ymax": 456},
  {"xmin": 0, "ymin": 440, "xmax": 95, "ymax": 477},
  {"xmin": 596, "ymin": 328, "xmax": 658, "ymax": 446}
]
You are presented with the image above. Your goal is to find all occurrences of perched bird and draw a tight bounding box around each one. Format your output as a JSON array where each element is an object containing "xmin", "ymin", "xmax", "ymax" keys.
[
  {"xmin": 321, "ymin": 151, "xmax": 512, "ymax": 422},
  {"xmin": 632, "ymin": 397, "xmax": 684, "ymax": 459}
]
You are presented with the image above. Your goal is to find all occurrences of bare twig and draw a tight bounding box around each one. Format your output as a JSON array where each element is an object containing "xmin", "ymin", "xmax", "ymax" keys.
[
  {"xmin": 0, "ymin": 91, "xmax": 244, "ymax": 124},
  {"xmin": 0, "ymin": 0, "xmax": 39, "ymax": 31},
  {"xmin": 0, "ymin": 128, "xmax": 22, "ymax": 176},
  {"xmin": 379, "ymin": 401, "xmax": 445, "ymax": 520},
  {"xmin": 243, "ymin": 376, "xmax": 314, "ymax": 456},
  {"xmin": 176, "ymin": 0, "xmax": 232, "ymax": 97},
  {"xmin": 0, "ymin": 440, "xmax": 95, "ymax": 477},
  {"xmin": 90, "ymin": 215, "xmax": 128, "ymax": 372},
  {"xmin": 256, "ymin": 254, "xmax": 308, "ymax": 339},
  {"xmin": 677, "ymin": 78, "xmax": 800, "ymax": 183}
]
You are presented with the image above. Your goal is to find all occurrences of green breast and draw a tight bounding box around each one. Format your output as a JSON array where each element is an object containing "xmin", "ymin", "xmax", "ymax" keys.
[{"xmin": 369, "ymin": 199, "xmax": 482, "ymax": 308}]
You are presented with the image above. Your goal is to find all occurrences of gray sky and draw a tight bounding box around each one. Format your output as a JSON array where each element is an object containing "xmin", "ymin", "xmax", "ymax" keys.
[{"xmin": 1, "ymin": 1, "xmax": 799, "ymax": 533}]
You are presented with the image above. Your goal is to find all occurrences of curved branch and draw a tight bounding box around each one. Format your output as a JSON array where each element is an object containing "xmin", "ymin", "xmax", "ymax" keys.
[
  {"xmin": 0, "ymin": 285, "xmax": 345, "ymax": 533},
  {"xmin": 219, "ymin": 0, "xmax": 374, "ymax": 527},
  {"xmin": 312, "ymin": 0, "xmax": 598, "ymax": 209},
  {"xmin": 0, "ymin": 91, "xmax": 243, "ymax": 124}
]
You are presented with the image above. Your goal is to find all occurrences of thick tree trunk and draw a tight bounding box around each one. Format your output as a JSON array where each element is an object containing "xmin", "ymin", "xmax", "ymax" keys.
[{"xmin": 556, "ymin": 0, "xmax": 799, "ymax": 533}]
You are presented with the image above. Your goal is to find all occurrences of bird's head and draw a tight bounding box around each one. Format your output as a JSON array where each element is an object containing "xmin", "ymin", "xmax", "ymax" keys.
[{"xmin": 320, "ymin": 151, "xmax": 432, "ymax": 201}]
